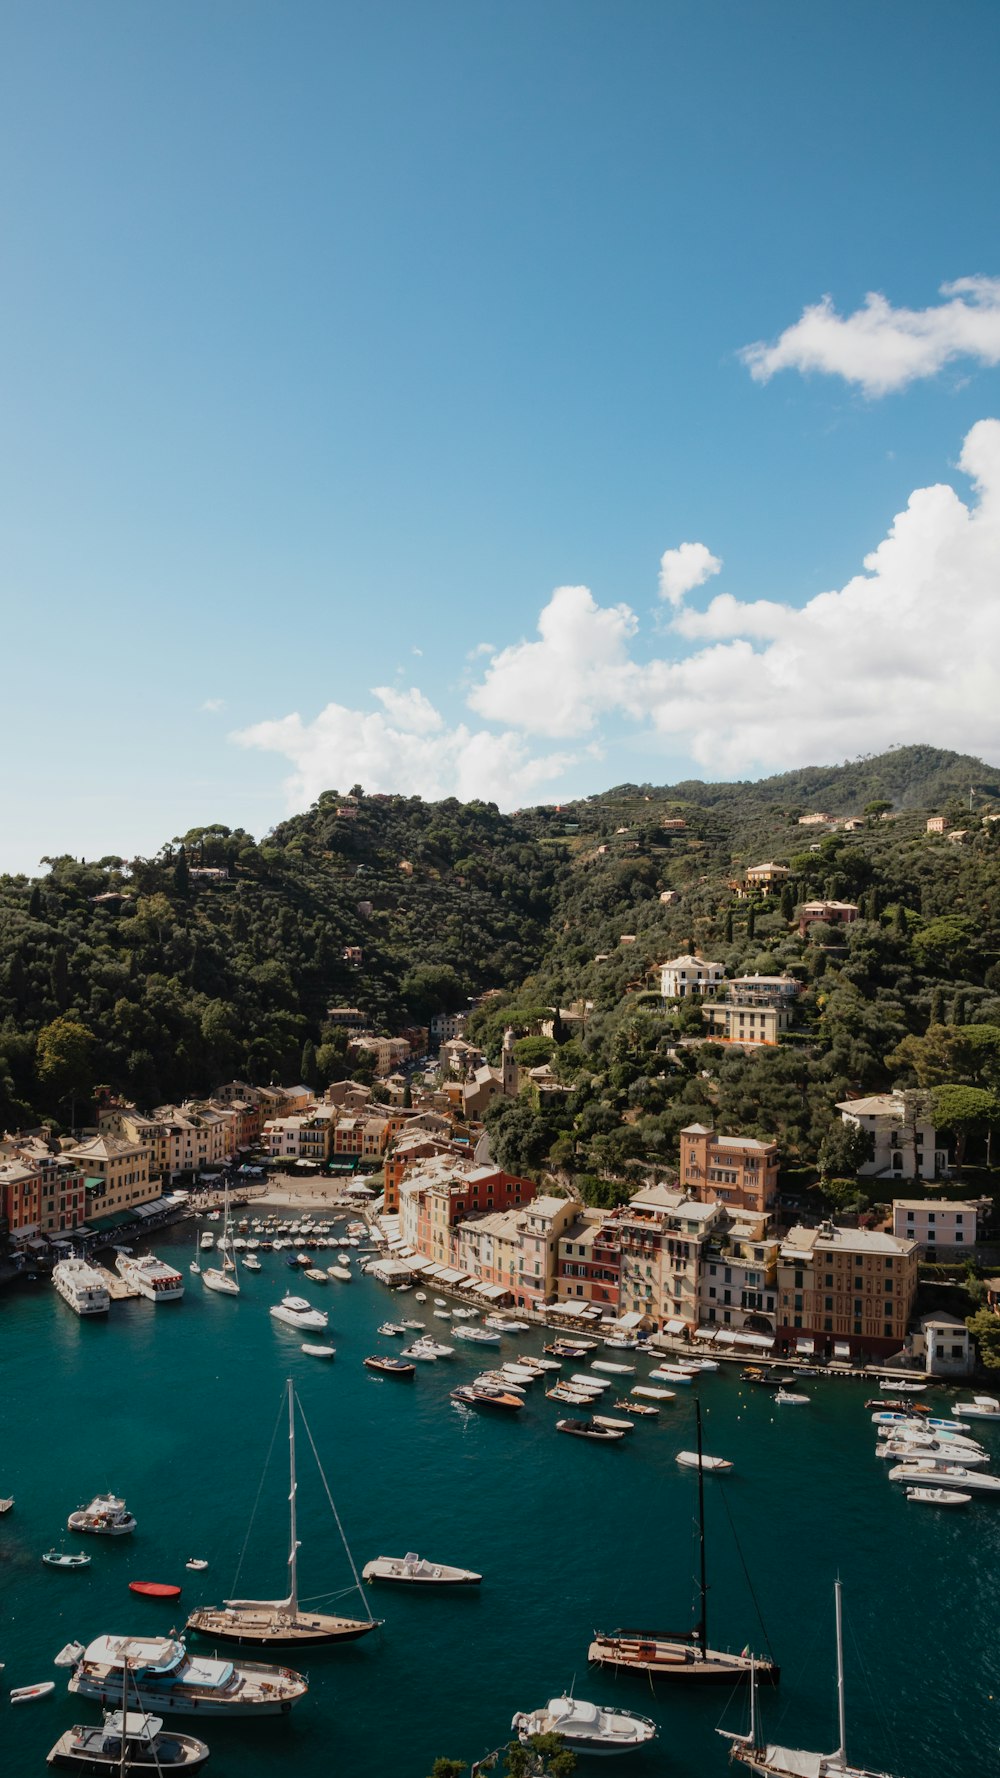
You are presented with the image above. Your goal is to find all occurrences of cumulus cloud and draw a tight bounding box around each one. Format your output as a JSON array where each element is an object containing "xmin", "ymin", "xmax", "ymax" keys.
[
  {"xmin": 467, "ymin": 584, "xmax": 638, "ymax": 737},
  {"xmin": 463, "ymin": 419, "xmax": 1000, "ymax": 775},
  {"xmin": 741, "ymin": 277, "xmax": 1000, "ymax": 396},
  {"xmin": 233, "ymin": 421, "xmax": 1000, "ymax": 810},
  {"xmin": 232, "ymin": 694, "xmax": 575, "ymax": 812},
  {"xmin": 658, "ymin": 540, "xmax": 722, "ymax": 604}
]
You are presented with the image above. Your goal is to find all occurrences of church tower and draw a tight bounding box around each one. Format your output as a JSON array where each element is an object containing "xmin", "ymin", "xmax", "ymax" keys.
[{"xmin": 501, "ymin": 1027, "xmax": 520, "ymax": 1098}]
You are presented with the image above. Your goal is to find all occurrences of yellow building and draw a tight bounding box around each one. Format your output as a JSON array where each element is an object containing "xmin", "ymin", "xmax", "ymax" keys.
[{"xmin": 66, "ymin": 1135, "xmax": 153, "ymax": 1221}]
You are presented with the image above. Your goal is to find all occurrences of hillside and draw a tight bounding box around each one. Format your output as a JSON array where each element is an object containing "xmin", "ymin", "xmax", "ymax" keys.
[{"xmin": 3, "ymin": 745, "xmax": 1000, "ymax": 1185}]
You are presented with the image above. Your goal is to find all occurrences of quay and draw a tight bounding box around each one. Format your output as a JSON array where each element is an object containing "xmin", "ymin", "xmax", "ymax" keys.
[{"xmin": 93, "ymin": 1263, "xmax": 138, "ymax": 1300}]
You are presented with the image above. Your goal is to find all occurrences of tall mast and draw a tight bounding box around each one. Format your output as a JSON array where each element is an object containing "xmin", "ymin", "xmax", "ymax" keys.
[
  {"xmin": 696, "ymin": 1398, "xmax": 708, "ymax": 1656},
  {"xmin": 833, "ymin": 1578, "xmax": 847, "ymax": 1768},
  {"xmin": 287, "ymin": 1379, "xmax": 300, "ymax": 1618}
]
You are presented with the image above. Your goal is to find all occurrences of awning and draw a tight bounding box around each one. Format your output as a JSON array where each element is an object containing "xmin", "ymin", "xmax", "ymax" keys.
[
  {"xmin": 663, "ymin": 1317, "xmax": 687, "ymax": 1336},
  {"xmin": 617, "ymin": 1312, "xmax": 643, "ymax": 1330},
  {"xmin": 694, "ymin": 1325, "xmax": 722, "ymax": 1342},
  {"xmin": 834, "ymin": 1342, "xmax": 851, "ymax": 1359},
  {"xmin": 294, "ymin": 1158, "xmax": 315, "ymax": 1169},
  {"xmin": 795, "ymin": 1337, "xmax": 815, "ymax": 1355},
  {"xmin": 478, "ymin": 1283, "xmax": 509, "ymax": 1300},
  {"xmin": 741, "ymin": 1332, "xmax": 775, "ymax": 1349},
  {"xmin": 418, "ymin": 1260, "xmax": 445, "ymax": 1277}
]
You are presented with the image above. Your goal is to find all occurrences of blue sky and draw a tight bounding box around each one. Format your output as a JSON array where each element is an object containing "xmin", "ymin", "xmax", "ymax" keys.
[{"xmin": 3, "ymin": 1, "xmax": 1000, "ymax": 873}]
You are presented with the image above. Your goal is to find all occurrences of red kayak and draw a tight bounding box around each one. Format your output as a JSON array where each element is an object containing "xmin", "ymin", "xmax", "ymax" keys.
[{"xmin": 129, "ymin": 1581, "xmax": 182, "ymax": 1600}]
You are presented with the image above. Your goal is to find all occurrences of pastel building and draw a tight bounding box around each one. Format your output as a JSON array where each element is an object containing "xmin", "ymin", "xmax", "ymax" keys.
[
  {"xmin": 519, "ymin": 1195, "xmax": 581, "ymax": 1311},
  {"xmin": 776, "ymin": 1222, "xmax": 919, "ymax": 1359},
  {"xmin": 65, "ymin": 1135, "xmax": 153, "ymax": 1221},
  {"xmin": 555, "ymin": 1216, "xmax": 621, "ymax": 1312},
  {"xmin": 660, "ymin": 954, "xmax": 724, "ymax": 1000},
  {"xmin": 614, "ymin": 1184, "xmax": 723, "ymax": 1333},
  {"xmin": 892, "ymin": 1199, "xmax": 983, "ymax": 1250},
  {"xmin": 678, "ymin": 1124, "xmax": 779, "ymax": 1215}
]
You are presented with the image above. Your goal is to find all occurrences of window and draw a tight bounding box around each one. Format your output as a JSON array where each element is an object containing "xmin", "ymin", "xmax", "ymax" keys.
[
  {"xmin": 825, "ymin": 1297, "xmax": 833, "ymax": 1311},
  {"xmin": 793, "ymin": 1314, "xmax": 802, "ymax": 1328}
]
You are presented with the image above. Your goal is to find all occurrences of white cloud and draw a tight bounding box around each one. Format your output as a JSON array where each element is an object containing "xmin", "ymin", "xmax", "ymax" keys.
[
  {"xmin": 462, "ymin": 419, "xmax": 1000, "ymax": 775},
  {"xmin": 741, "ymin": 277, "xmax": 1000, "ymax": 396},
  {"xmin": 201, "ymin": 697, "xmax": 226, "ymax": 713},
  {"xmin": 467, "ymin": 584, "xmax": 638, "ymax": 737},
  {"xmin": 232, "ymin": 694, "xmax": 575, "ymax": 812},
  {"xmin": 233, "ymin": 421, "xmax": 1000, "ymax": 811},
  {"xmin": 658, "ymin": 540, "xmax": 722, "ymax": 604}
]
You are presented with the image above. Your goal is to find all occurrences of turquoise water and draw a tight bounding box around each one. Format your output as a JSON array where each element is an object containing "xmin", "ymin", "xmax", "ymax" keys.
[{"xmin": 1, "ymin": 1222, "xmax": 995, "ymax": 1778}]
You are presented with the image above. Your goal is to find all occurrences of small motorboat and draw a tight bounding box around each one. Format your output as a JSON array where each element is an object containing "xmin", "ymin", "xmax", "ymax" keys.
[
  {"xmin": 42, "ymin": 1550, "xmax": 91, "ymax": 1570},
  {"xmin": 327, "ymin": 1265, "xmax": 352, "ymax": 1281},
  {"xmin": 512, "ymin": 1695, "xmax": 656, "ymax": 1754},
  {"xmin": 364, "ymin": 1355, "xmax": 416, "ymax": 1377},
  {"xmin": 53, "ymin": 1642, "xmax": 85, "ymax": 1668},
  {"xmin": 242, "ymin": 1254, "xmax": 262, "ymax": 1271},
  {"xmin": 11, "ymin": 1680, "xmax": 55, "ymax": 1703},
  {"xmin": 953, "ymin": 1395, "xmax": 1000, "ymax": 1419},
  {"xmin": 363, "ymin": 1553, "xmax": 481, "ymax": 1585},
  {"xmin": 408, "ymin": 1337, "xmax": 454, "ymax": 1357},
  {"xmin": 632, "ymin": 1385, "xmax": 675, "ymax": 1402},
  {"xmin": 401, "ymin": 1343, "xmax": 438, "ymax": 1362},
  {"xmin": 649, "ymin": 1366, "xmax": 693, "ymax": 1386},
  {"xmin": 593, "ymin": 1415, "xmax": 634, "ymax": 1432},
  {"xmin": 905, "ymin": 1486, "xmax": 972, "ymax": 1506},
  {"xmin": 414, "ymin": 1292, "xmax": 427, "ymax": 1302},
  {"xmin": 557, "ymin": 1418, "xmax": 625, "ymax": 1442},
  {"xmin": 774, "ymin": 1390, "xmax": 810, "ymax": 1406},
  {"xmin": 0, "ymin": 1497, "xmax": 13, "ymax": 1513},
  {"xmin": 400, "ymin": 1318, "xmax": 425, "ymax": 1330},
  {"xmin": 615, "ymin": 1398, "xmax": 658, "ymax": 1417},
  {"xmin": 301, "ymin": 1343, "xmax": 336, "ymax": 1359},
  {"xmin": 676, "ymin": 1450, "xmax": 733, "ymax": 1473},
  {"xmin": 184, "ymin": 1560, "xmax": 208, "ymax": 1572},
  {"xmin": 378, "ymin": 1322, "xmax": 407, "ymax": 1337},
  {"xmin": 868, "ymin": 1397, "xmax": 930, "ymax": 1413},
  {"xmin": 476, "ymin": 1373, "xmax": 526, "ymax": 1395},
  {"xmin": 571, "ymin": 1373, "xmax": 609, "ymax": 1391},
  {"xmin": 452, "ymin": 1326, "xmax": 501, "ymax": 1345},
  {"xmin": 433, "ymin": 1310, "xmax": 452, "ymax": 1321},
  {"xmin": 592, "ymin": 1361, "xmax": 635, "ymax": 1376},
  {"xmin": 270, "ymin": 1294, "xmax": 328, "ymax": 1332},
  {"xmin": 880, "ymin": 1379, "xmax": 926, "ymax": 1392},
  {"xmin": 129, "ymin": 1581, "xmax": 182, "ymax": 1601}
]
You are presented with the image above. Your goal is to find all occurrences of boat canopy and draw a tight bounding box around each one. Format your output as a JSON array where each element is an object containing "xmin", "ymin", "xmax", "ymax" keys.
[
  {"xmin": 105, "ymin": 1712, "xmax": 163, "ymax": 1741},
  {"xmin": 761, "ymin": 1747, "xmax": 824, "ymax": 1778}
]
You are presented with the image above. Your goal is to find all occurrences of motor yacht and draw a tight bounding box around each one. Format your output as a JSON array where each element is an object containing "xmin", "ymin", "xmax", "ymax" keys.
[
  {"xmin": 362, "ymin": 1553, "xmax": 481, "ymax": 1585},
  {"xmin": 68, "ymin": 1636, "xmax": 307, "ymax": 1716},
  {"xmin": 269, "ymin": 1295, "xmax": 329, "ymax": 1332},
  {"xmin": 512, "ymin": 1696, "xmax": 656, "ymax": 1755},
  {"xmin": 953, "ymin": 1395, "xmax": 1000, "ymax": 1419}
]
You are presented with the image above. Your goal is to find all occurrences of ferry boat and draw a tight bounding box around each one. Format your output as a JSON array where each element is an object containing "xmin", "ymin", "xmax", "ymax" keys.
[
  {"xmin": 67, "ymin": 1495, "xmax": 137, "ymax": 1537},
  {"xmin": 53, "ymin": 1260, "xmax": 110, "ymax": 1317},
  {"xmin": 68, "ymin": 1635, "xmax": 308, "ymax": 1716},
  {"xmin": 115, "ymin": 1253, "xmax": 184, "ymax": 1303}
]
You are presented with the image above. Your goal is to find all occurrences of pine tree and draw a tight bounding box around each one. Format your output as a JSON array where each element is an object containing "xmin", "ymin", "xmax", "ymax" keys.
[
  {"xmin": 174, "ymin": 844, "xmax": 190, "ymax": 896},
  {"xmin": 28, "ymin": 884, "xmax": 41, "ymax": 919},
  {"xmin": 930, "ymin": 987, "xmax": 946, "ymax": 1026},
  {"xmin": 725, "ymin": 908, "xmax": 734, "ymax": 943},
  {"xmin": 746, "ymin": 904, "xmax": 756, "ymax": 939},
  {"xmin": 301, "ymin": 1039, "xmax": 318, "ymax": 1089},
  {"xmin": 780, "ymin": 884, "xmax": 796, "ymax": 923}
]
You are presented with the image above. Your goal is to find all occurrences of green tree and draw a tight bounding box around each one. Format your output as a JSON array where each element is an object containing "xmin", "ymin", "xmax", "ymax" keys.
[
  {"xmin": 300, "ymin": 1038, "xmax": 318, "ymax": 1089},
  {"xmin": 932, "ymin": 1084, "xmax": 999, "ymax": 1165},
  {"xmin": 967, "ymin": 1308, "xmax": 1000, "ymax": 1370},
  {"xmin": 817, "ymin": 1121, "xmax": 875, "ymax": 1180},
  {"xmin": 36, "ymin": 1016, "xmax": 95, "ymax": 1124},
  {"xmin": 426, "ymin": 1760, "xmax": 467, "ymax": 1778}
]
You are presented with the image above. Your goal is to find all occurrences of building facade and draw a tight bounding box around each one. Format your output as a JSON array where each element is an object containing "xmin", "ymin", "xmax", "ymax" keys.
[
  {"xmin": 678, "ymin": 1125, "xmax": 779, "ymax": 1215},
  {"xmin": 776, "ymin": 1222, "xmax": 919, "ymax": 1359},
  {"xmin": 660, "ymin": 954, "xmax": 724, "ymax": 999},
  {"xmin": 837, "ymin": 1094, "xmax": 950, "ymax": 1181}
]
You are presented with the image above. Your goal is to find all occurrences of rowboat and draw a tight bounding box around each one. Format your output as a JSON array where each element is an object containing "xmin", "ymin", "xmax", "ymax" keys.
[
  {"xmin": 676, "ymin": 1450, "xmax": 733, "ymax": 1473},
  {"xmin": 129, "ymin": 1582, "xmax": 183, "ymax": 1600},
  {"xmin": 42, "ymin": 1549, "xmax": 91, "ymax": 1570}
]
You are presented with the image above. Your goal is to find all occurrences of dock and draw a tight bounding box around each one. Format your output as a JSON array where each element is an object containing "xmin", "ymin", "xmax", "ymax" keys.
[{"xmin": 94, "ymin": 1265, "xmax": 138, "ymax": 1300}]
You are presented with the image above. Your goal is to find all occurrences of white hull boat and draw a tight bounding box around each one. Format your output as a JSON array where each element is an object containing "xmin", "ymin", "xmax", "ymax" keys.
[
  {"xmin": 906, "ymin": 1486, "xmax": 971, "ymax": 1505},
  {"xmin": 67, "ymin": 1494, "xmax": 136, "ymax": 1537},
  {"xmin": 68, "ymin": 1635, "xmax": 307, "ymax": 1716},
  {"xmin": 887, "ymin": 1462, "xmax": 1000, "ymax": 1493},
  {"xmin": 115, "ymin": 1253, "xmax": 184, "ymax": 1303},
  {"xmin": 362, "ymin": 1553, "xmax": 481, "ymax": 1586},
  {"xmin": 676, "ymin": 1451, "xmax": 733, "ymax": 1474},
  {"xmin": 53, "ymin": 1261, "xmax": 110, "ymax": 1317},
  {"xmin": 512, "ymin": 1695, "xmax": 656, "ymax": 1755},
  {"xmin": 953, "ymin": 1396, "xmax": 1000, "ymax": 1419},
  {"xmin": 270, "ymin": 1295, "xmax": 328, "ymax": 1332}
]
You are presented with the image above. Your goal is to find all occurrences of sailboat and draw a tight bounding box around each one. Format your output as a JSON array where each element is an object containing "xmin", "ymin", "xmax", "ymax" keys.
[
  {"xmin": 189, "ymin": 1233, "xmax": 201, "ymax": 1277},
  {"xmin": 588, "ymin": 1400, "xmax": 778, "ymax": 1684},
  {"xmin": 201, "ymin": 1189, "xmax": 240, "ymax": 1297},
  {"xmin": 720, "ymin": 1582, "xmax": 897, "ymax": 1777},
  {"xmin": 185, "ymin": 1378, "xmax": 380, "ymax": 1647}
]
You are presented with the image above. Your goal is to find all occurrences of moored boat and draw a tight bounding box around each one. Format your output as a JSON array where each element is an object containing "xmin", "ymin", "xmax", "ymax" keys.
[
  {"xmin": 886, "ymin": 1462, "xmax": 1000, "ymax": 1494},
  {"xmin": 68, "ymin": 1635, "xmax": 308, "ymax": 1715},
  {"xmin": 43, "ymin": 1549, "xmax": 91, "ymax": 1570},
  {"xmin": 451, "ymin": 1383, "xmax": 523, "ymax": 1412},
  {"xmin": 11, "ymin": 1680, "xmax": 55, "ymax": 1703},
  {"xmin": 47, "ymin": 1709, "xmax": 210, "ymax": 1772},
  {"xmin": 557, "ymin": 1417, "xmax": 625, "ymax": 1442},
  {"xmin": 68, "ymin": 1495, "xmax": 136, "ymax": 1537},
  {"xmin": 676, "ymin": 1450, "xmax": 733, "ymax": 1473},
  {"xmin": 115, "ymin": 1253, "xmax": 184, "ymax": 1303},
  {"xmin": 364, "ymin": 1355, "xmax": 415, "ymax": 1376},
  {"xmin": 53, "ymin": 1260, "xmax": 110, "ymax": 1318},
  {"xmin": 362, "ymin": 1553, "xmax": 481, "ymax": 1586},
  {"xmin": 953, "ymin": 1394, "xmax": 1000, "ymax": 1419},
  {"xmin": 905, "ymin": 1486, "xmax": 971, "ymax": 1506},
  {"xmin": 269, "ymin": 1294, "xmax": 328, "ymax": 1332},
  {"xmin": 130, "ymin": 1583, "xmax": 182, "ymax": 1600},
  {"xmin": 512, "ymin": 1695, "xmax": 656, "ymax": 1755}
]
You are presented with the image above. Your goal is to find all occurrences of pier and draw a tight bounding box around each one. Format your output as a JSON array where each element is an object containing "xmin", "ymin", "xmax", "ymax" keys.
[{"xmin": 93, "ymin": 1264, "xmax": 138, "ymax": 1300}]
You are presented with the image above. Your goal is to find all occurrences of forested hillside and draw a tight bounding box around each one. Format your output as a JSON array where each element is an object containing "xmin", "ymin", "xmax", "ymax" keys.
[{"xmin": 3, "ymin": 746, "xmax": 1000, "ymax": 1189}]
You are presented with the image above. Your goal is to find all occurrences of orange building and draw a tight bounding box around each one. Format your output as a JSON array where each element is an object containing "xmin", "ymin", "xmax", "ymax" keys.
[{"xmin": 678, "ymin": 1123, "xmax": 778, "ymax": 1215}]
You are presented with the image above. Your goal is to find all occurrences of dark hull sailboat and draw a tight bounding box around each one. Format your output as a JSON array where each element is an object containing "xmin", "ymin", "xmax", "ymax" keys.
[
  {"xmin": 588, "ymin": 1401, "xmax": 779, "ymax": 1686},
  {"xmin": 186, "ymin": 1380, "xmax": 380, "ymax": 1649}
]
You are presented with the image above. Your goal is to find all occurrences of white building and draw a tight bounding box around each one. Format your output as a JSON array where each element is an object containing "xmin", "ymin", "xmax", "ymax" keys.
[
  {"xmin": 892, "ymin": 1199, "xmax": 983, "ymax": 1249},
  {"xmin": 836, "ymin": 1093, "xmax": 950, "ymax": 1181},
  {"xmin": 912, "ymin": 1311, "xmax": 975, "ymax": 1377},
  {"xmin": 660, "ymin": 954, "xmax": 724, "ymax": 1000}
]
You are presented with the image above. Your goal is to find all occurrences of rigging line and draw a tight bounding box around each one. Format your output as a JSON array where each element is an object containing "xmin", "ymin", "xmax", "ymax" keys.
[
  {"xmin": 845, "ymin": 1601, "xmax": 896, "ymax": 1756},
  {"xmin": 715, "ymin": 1478, "xmax": 776, "ymax": 1667},
  {"xmin": 296, "ymin": 1392, "xmax": 368, "ymax": 1607},
  {"xmin": 230, "ymin": 1390, "xmax": 285, "ymax": 1597}
]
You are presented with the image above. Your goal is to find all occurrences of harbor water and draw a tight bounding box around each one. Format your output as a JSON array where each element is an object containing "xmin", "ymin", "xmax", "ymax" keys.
[{"xmin": 1, "ymin": 1219, "xmax": 994, "ymax": 1778}]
